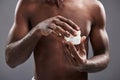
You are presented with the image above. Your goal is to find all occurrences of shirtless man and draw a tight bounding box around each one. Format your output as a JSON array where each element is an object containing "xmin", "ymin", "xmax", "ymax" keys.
[{"xmin": 5, "ymin": 0, "xmax": 110, "ymax": 80}]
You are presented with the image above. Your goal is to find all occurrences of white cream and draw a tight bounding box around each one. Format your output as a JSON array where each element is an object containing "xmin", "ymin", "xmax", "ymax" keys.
[{"xmin": 65, "ymin": 31, "xmax": 81, "ymax": 45}]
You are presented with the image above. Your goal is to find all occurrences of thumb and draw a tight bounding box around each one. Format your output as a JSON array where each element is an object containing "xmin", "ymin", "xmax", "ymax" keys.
[
  {"xmin": 81, "ymin": 36, "xmax": 86, "ymax": 44},
  {"xmin": 79, "ymin": 36, "xmax": 87, "ymax": 57}
]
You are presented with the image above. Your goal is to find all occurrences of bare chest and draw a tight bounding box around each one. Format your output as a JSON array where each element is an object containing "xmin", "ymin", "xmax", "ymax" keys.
[{"xmin": 29, "ymin": 1, "xmax": 92, "ymax": 36}]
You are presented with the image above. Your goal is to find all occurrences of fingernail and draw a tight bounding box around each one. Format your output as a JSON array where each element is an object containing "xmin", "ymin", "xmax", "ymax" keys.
[
  {"xmin": 77, "ymin": 27, "xmax": 80, "ymax": 31},
  {"xmin": 67, "ymin": 33, "xmax": 70, "ymax": 37},
  {"xmin": 65, "ymin": 31, "xmax": 70, "ymax": 37},
  {"xmin": 74, "ymin": 32, "xmax": 77, "ymax": 36}
]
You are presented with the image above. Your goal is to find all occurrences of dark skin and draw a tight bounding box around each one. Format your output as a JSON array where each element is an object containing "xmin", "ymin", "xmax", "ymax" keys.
[{"xmin": 5, "ymin": 0, "xmax": 110, "ymax": 80}]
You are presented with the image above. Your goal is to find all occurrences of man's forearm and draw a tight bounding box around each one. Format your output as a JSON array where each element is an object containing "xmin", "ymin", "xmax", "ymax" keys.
[
  {"xmin": 77, "ymin": 52, "xmax": 109, "ymax": 73},
  {"xmin": 5, "ymin": 28, "xmax": 41, "ymax": 68}
]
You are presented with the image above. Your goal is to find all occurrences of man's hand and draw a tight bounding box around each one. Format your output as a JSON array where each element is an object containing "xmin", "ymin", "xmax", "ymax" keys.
[
  {"xmin": 63, "ymin": 36, "xmax": 87, "ymax": 68},
  {"xmin": 35, "ymin": 16, "xmax": 80, "ymax": 39}
]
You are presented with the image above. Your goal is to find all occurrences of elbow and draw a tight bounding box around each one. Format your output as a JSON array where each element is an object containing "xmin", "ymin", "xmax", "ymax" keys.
[
  {"xmin": 101, "ymin": 61, "xmax": 109, "ymax": 71},
  {"xmin": 93, "ymin": 53, "xmax": 110, "ymax": 72},
  {"xmin": 99, "ymin": 53, "xmax": 110, "ymax": 71},
  {"xmin": 6, "ymin": 59, "xmax": 17, "ymax": 68},
  {"xmin": 5, "ymin": 46, "xmax": 17, "ymax": 68},
  {"xmin": 103, "ymin": 54, "xmax": 110, "ymax": 69},
  {"xmin": 104, "ymin": 52, "xmax": 110, "ymax": 67},
  {"xmin": 5, "ymin": 53, "xmax": 17, "ymax": 68}
]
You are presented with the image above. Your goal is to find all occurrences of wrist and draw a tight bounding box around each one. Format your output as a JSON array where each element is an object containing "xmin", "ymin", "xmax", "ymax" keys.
[
  {"xmin": 74, "ymin": 60, "xmax": 90, "ymax": 72},
  {"xmin": 33, "ymin": 28, "xmax": 42, "ymax": 38}
]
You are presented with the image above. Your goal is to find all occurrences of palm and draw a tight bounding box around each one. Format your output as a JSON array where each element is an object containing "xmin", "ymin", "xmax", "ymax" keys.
[{"xmin": 63, "ymin": 36, "xmax": 87, "ymax": 67}]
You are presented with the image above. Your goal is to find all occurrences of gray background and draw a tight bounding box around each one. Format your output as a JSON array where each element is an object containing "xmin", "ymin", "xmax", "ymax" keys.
[{"xmin": 0, "ymin": 0, "xmax": 120, "ymax": 80}]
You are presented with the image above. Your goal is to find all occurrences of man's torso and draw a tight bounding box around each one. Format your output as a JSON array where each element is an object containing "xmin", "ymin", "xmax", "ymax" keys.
[{"xmin": 25, "ymin": 0, "xmax": 96, "ymax": 80}]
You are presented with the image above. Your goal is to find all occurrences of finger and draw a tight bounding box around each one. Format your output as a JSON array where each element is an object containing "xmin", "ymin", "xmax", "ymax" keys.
[
  {"xmin": 81, "ymin": 36, "xmax": 86, "ymax": 44},
  {"xmin": 51, "ymin": 18, "xmax": 70, "ymax": 37},
  {"xmin": 62, "ymin": 43, "xmax": 77, "ymax": 64},
  {"xmin": 67, "ymin": 42, "xmax": 81, "ymax": 62},
  {"xmin": 80, "ymin": 36, "xmax": 86, "ymax": 55},
  {"xmin": 57, "ymin": 16, "xmax": 80, "ymax": 31},
  {"xmin": 53, "ymin": 19, "xmax": 77, "ymax": 36},
  {"xmin": 63, "ymin": 43, "xmax": 73, "ymax": 57},
  {"xmin": 48, "ymin": 23, "xmax": 57, "ymax": 30},
  {"xmin": 48, "ymin": 23, "xmax": 70, "ymax": 38},
  {"xmin": 55, "ymin": 26, "xmax": 70, "ymax": 37},
  {"xmin": 48, "ymin": 23, "xmax": 61, "ymax": 38},
  {"xmin": 50, "ymin": 30, "xmax": 63, "ymax": 42},
  {"xmin": 51, "ymin": 31, "xmax": 58, "ymax": 38}
]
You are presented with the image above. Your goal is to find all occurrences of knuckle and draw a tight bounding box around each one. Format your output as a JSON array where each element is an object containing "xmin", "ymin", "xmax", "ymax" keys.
[
  {"xmin": 67, "ymin": 19, "xmax": 72, "ymax": 22},
  {"xmin": 52, "ymin": 18, "xmax": 59, "ymax": 23},
  {"xmin": 52, "ymin": 18, "xmax": 60, "ymax": 23},
  {"xmin": 56, "ymin": 15, "xmax": 65, "ymax": 19},
  {"xmin": 49, "ymin": 23, "xmax": 54, "ymax": 27},
  {"xmin": 49, "ymin": 24, "xmax": 57, "ymax": 29},
  {"xmin": 52, "ymin": 18, "xmax": 57, "ymax": 22},
  {"xmin": 61, "ymin": 22, "xmax": 66, "ymax": 26},
  {"xmin": 52, "ymin": 19, "xmax": 56, "ymax": 23},
  {"xmin": 69, "ymin": 29, "xmax": 74, "ymax": 34},
  {"xmin": 64, "ymin": 31, "xmax": 68, "ymax": 36},
  {"xmin": 83, "ymin": 49, "xmax": 86, "ymax": 53},
  {"xmin": 56, "ymin": 15, "xmax": 62, "ymax": 18}
]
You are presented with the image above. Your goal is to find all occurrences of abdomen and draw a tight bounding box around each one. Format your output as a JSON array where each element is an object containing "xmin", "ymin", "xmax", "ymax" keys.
[{"xmin": 33, "ymin": 36, "xmax": 88, "ymax": 80}]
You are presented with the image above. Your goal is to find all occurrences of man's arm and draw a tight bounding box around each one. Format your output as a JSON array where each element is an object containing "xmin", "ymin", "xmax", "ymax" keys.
[
  {"xmin": 5, "ymin": 1, "xmax": 80, "ymax": 68},
  {"xmin": 63, "ymin": 1, "xmax": 110, "ymax": 73},
  {"xmin": 83, "ymin": 1, "xmax": 110, "ymax": 72},
  {"xmin": 5, "ymin": 1, "xmax": 42, "ymax": 68}
]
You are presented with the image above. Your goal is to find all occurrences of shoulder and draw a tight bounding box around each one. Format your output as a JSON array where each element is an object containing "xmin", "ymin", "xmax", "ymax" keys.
[
  {"xmin": 15, "ymin": 0, "xmax": 39, "ymax": 17},
  {"xmin": 90, "ymin": 0, "xmax": 105, "ymax": 15},
  {"xmin": 88, "ymin": 0, "xmax": 106, "ymax": 27},
  {"xmin": 86, "ymin": 0, "xmax": 105, "ymax": 11},
  {"xmin": 16, "ymin": 0, "xmax": 38, "ymax": 11},
  {"xmin": 15, "ymin": 0, "xmax": 28, "ymax": 15}
]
